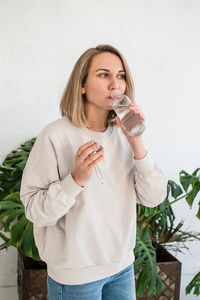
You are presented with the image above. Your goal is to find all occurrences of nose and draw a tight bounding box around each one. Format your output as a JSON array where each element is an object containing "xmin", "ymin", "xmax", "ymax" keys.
[{"xmin": 108, "ymin": 77, "xmax": 120, "ymax": 91}]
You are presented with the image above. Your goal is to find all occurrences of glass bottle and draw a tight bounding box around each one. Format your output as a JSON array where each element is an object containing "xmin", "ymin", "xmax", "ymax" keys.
[{"xmin": 111, "ymin": 90, "xmax": 145, "ymax": 137}]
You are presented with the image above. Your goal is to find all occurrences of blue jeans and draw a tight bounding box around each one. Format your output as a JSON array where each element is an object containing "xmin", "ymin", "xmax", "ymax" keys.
[{"xmin": 47, "ymin": 264, "xmax": 136, "ymax": 300}]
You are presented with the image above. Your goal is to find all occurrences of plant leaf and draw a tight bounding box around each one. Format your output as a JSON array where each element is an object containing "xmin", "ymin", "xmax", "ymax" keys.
[
  {"xmin": 0, "ymin": 201, "xmax": 22, "ymax": 210},
  {"xmin": 192, "ymin": 168, "xmax": 200, "ymax": 177},
  {"xmin": 180, "ymin": 170, "xmax": 194, "ymax": 192},
  {"xmin": 19, "ymin": 222, "xmax": 40, "ymax": 260},
  {"xmin": 0, "ymin": 138, "xmax": 38, "ymax": 260},
  {"xmin": 4, "ymin": 192, "xmax": 22, "ymax": 204},
  {"xmin": 168, "ymin": 180, "xmax": 183, "ymax": 198},
  {"xmin": 179, "ymin": 169, "xmax": 200, "ymax": 218},
  {"xmin": 21, "ymin": 222, "xmax": 34, "ymax": 257},
  {"xmin": 134, "ymin": 225, "xmax": 162, "ymax": 297},
  {"xmin": 196, "ymin": 204, "xmax": 200, "ymax": 219},
  {"xmin": 185, "ymin": 180, "xmax": 200, "ymax": 210},
  {"xmin": 0, "ymin": 232, "xmax": 9, "ymax": 242},
  {"xmin": 10, "ymin": 215, "xmax": 28, "ymax": 247},
  {"xmin": 1, "ymin": 209, "xmax": 25, "ymax": 232},
  {"xmin": 186, "ymin": 272, "xmax": 200, "ymax": 296}
]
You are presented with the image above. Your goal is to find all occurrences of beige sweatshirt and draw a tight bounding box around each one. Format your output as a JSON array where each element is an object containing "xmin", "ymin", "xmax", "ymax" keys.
[{"xmin": 20, "ymin": 116, "xmax": 168, "ymax": 285}]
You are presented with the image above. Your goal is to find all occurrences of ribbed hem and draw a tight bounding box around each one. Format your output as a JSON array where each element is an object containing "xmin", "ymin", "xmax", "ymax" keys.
[
  {"xmin": 47, "ymin": 251, "xmax": 135, "ymax": 285},
  {"xmin": 60, "ymin": 173, "xmax": 83, "ymax": 198},
  {"xmin": 134, "ymin": 152, "xmax": 155, "ymax": 173}
]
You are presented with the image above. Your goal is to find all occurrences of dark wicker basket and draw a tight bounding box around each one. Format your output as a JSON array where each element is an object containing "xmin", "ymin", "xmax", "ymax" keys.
[{"xmin": 17, "ymin": 250, "xmax": 48, "ymax": 300}]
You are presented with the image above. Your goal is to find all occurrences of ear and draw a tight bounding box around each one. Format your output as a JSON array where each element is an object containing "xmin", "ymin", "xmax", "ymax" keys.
[{"xmin": 82, "ymin": 86, "xmax": 86, "ymax": 94}]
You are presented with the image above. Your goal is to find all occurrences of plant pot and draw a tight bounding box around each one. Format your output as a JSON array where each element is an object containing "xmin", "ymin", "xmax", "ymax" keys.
[
  {"xmin": 136, "ymin": 245, "xmax": 182, "ymax": 300},
  {"xmin": 17, "ymin": 250, "xmax": 48, "ymax": 300},
  {"xmin": 17, "ymin": 246, "xmax": 181, "ymax": 300}
]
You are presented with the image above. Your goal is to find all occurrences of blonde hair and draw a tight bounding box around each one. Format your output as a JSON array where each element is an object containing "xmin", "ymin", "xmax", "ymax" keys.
[{"xmin": 60, "ymin": 44, "xmax": 134, "ymax": 127}]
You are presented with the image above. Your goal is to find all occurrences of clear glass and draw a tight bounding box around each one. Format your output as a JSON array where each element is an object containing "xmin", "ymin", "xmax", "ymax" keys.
[{"xmin": 111, "ymin": 90, "xmax": 145, "ymax": 137}]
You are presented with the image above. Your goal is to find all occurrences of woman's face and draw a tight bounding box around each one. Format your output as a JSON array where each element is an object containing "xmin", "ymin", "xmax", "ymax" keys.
[{"xmin": 82, "ymin": 52, "xmax": 126, "ymax": 113}]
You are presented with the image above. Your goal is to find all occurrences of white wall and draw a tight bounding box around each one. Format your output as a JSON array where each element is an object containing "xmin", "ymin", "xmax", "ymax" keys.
[{"xmin": 0, "ymin": 0, "xmax": 200, "ymax": 299}]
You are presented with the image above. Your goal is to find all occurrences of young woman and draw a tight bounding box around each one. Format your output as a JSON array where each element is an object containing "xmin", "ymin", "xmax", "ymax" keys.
[{"xmin": 20, "ymin": 44, "xmax": 168, "ymax": 300}]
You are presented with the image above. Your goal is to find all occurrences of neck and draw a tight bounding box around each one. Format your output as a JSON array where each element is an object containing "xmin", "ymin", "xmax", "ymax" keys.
[
  {"xmin": 86, "ymin": 105, "xmax": 108, "ymax": 132},
  {"xmin": 86, "ymin": 120, "xmax": 108, "ymax": 132}
]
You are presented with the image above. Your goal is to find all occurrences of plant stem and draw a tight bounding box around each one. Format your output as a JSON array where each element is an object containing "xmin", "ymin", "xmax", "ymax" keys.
[
  {"xmin": 140, "ymin": 192, "xmax": 191, "ymax": 226},
  {"xmin": 177, "ymin": 229, "xmax": 200, "ymax": 241}
]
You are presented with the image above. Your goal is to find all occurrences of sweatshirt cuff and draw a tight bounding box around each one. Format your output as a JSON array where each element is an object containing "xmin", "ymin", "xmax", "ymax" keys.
[
  {"xmin": 60, "ymin": 173, "xmax": 83, "ymax": 198},
  {"xmin": 134, "ymin": 152, "xmax": 155, "ymax": 174}
]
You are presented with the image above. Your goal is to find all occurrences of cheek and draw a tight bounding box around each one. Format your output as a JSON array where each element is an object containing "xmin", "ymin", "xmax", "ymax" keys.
[
  {"xmin": 84, "ymin": 81, "xmax": 95, "ymax": 96},
  {"xmin": 84, "ymin": 85, "xmax": 100, "ymax": 103},
  {"xmin": 121, "ymin": 81, "xmax": 127, "ymax": 93},
  {"xmin": 85, "ymin": 86, "xmax": 97, "ymax": 98},
  {"xmin": 87, "ymin": 83, "xmax": 105, "ymax": 99}
]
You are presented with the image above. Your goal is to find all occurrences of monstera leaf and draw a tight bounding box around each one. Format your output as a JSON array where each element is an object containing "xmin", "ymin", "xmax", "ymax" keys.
[
  {"xmin": 186, "ymin": 272, "xmax": 200, "ymax": 296},
  {"xmin": 0, "ymin": 138, "xmax": 39, "ymax": 260},
  {"xmin": 134, "ymin": 225, "xmax": 162, "ymax": 297},
  {"xmin": 180, "ymin": 168, "xmax": 200, "ymax": 218},
  {"xmin": 0, "ymin": 192, "xmax": 39, "ymax": 260},
  {"xmin": 0, "ymin": 138, "xmax": 36, "ymax": 199}
]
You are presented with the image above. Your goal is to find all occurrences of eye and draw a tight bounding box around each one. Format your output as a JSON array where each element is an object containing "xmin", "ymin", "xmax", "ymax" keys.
[
  {"xmin": 99, "ymin": 73, "xmax": 108, "ymax": 78},
  {"xmin": 117, "ymin": 74, "xmax": 126, "ymax": 79}
]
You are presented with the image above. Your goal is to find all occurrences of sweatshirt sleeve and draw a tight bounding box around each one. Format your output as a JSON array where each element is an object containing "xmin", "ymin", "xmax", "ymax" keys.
[
  {"xmin": 20, "ymin": 129, "xmax": 83, "ymax": 227},
  {"xmin": 134, "ymin": 153, "xmax": 168, "ymax": 207}
]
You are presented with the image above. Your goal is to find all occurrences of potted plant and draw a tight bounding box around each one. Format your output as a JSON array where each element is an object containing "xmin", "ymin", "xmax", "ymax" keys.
[
  {"xmin": 0, "ymin": 139, "xmax": 200, "ymax": 299},
  {"xmin": 0, "ymin": 138, "xmax": 47, "ymax": 300},
  {"xmin": 135, "ymin": 176, "xmax": 200, "ymax": 299}
]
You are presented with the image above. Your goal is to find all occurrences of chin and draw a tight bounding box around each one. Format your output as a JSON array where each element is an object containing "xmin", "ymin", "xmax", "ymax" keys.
[
  {"xmin": 106, "ymin": 104, "xmax": 113, "ymax": 110},
  {"xmin": 106, "ymin": 100, "xmax": 113, "ymax": 109}
]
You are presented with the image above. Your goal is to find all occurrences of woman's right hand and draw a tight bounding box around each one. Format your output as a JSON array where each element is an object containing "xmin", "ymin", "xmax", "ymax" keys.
[{"xmin": 71, "ymin": 141, "xmax": 104, "ymax": 187}]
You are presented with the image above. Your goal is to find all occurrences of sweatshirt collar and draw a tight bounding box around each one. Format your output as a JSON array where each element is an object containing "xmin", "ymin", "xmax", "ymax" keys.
[{"xmin": 81, "ymin": 125, "xmax": 114, "ymax": 145}]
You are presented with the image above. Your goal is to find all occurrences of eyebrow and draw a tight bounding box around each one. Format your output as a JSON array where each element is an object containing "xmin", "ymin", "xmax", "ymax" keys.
[{"xmin": 95, "ymin": 68, "xmax": 125, "ymax": 73}]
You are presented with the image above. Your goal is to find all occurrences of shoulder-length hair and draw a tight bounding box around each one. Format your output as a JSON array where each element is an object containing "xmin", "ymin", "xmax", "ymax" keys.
[{"xmin": 60, "ymin": 44, "xmax": 135, "ymax": 127}]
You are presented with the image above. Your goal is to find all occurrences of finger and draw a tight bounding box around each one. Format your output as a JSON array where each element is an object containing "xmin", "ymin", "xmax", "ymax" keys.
[
  {"xmin": 139, "ymin": 113, "xmax": 145, "ymax": 121},
  {"xmin": 130, "ymin": 102, "xmax": 140, "ymax": 111},
  {"xmin": 129, "ymin": 104, "xmax": 145, "ymax": 121},
  {"xmin": 87, "ymin": 152, "xmax": 104, "ymax": 168},
  {"xmin": 76, "ymin": 141, "xmax": 95, "ymax": 158},
  {"xmin": 85, "ymin": 148, "xmax": 104, "ymax": 167},
  {"xmin": 91, "ymin": 145, "xmax": 103, "ymax": 155},
  {"xmin": 78, "ymin": 143, "xmax": 101, "ymax": 163},
  {"xmin": 130, "ymin": 104, "xmax": 143, "ymax": 115}
]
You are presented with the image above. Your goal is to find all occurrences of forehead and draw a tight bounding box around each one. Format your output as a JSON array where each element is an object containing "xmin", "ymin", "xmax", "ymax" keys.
[{"xmin": 89, "ymin": 52, "xmax": 124, "ymax": 71}]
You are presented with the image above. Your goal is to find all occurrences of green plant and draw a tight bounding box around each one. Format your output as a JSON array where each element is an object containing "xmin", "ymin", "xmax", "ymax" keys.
[
  {"xmin": 0, "ymin": 138, "xmax": 39, "ymax": 260},
  {"xmin": 0, "ymin": 139, "xmax": 200, "ymax": 297},
  {"xmin": 135, "ymin": 170, "xmax": 200, "ymax": 297}
]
